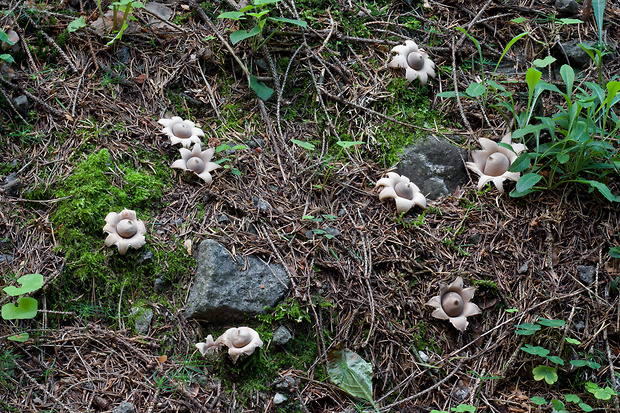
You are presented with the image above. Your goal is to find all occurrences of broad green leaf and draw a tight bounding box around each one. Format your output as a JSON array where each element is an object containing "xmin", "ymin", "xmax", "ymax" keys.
[
  {"xmin": 531, "ymin": 396, "xmax": 547, "ymax": 405},
  {"xmin": 0, "ymin": 30, "xmax": 12, "ymax": 44},
  {"xmin": 583, "ymin": 180, "xmax": 614, "ymax": 202},
  {"xmin": 230, "ymin": 26, "xmax": 261, "ymax": 45},
  {"xmin": 247, "ymin": 10, "xmax": 270, "ymax": 19},
  {"xmin": 526, "ymin": 67, "xmax": 542, "ymax": 97},
  {"xmin": 68, "ymin": 16, "xmax": 87, "ymax": 32},
  {"xmin": 558, "ymin": 18, "xmax": 583, "ymax": 25},
  {"xmin": 605, "ymin": 81, "xmax": 620, "ymax": 109},
  {"xmin": 253, "ymin": 0, "xmax": 281, "ymax": 6},
  {"xmin": 508, "ymin": 153, "xmax": 531, "ymax": 173},
  {"xmin": 520, "ymin": 345, "xmax": 548, "ymax": 357},
  {"xmin": 451, "ymin": 405, "xmax": 475, "ymax": 413},
  {"xmin": 291, "ymin": 139, "xmax": 315, "ymax": 151},
  {"xmin": 2, "ymin": 297, "xmax": 39, "ymax": 320},
  {"xmin": 516, "ymin": 173, "xmax": 543, "ymax": 193},
  {"xmin": 533, "ymin": 365, "xmax": 558, "ymax": 384},
  {"xmin": 560, "ymin": 65, "xmax": 575, "ymax": 98},
  {"xmin": 587, "ymin": 360, "xmax": 601, "ymax": 369},
  {"xmin": 249, "ymin": 75, "xmax": 273, "ymax": 100},
  {"xmin": 336, "ymin": 141, "xmax": 364, "ymax": 149},
  {"xmin": 579, "ymin": 403, "xmax": 593, "ymax": 412},
  {"xmin": 551, "ymin": 399, "xmax": 567, "ymax": 412},
  {"xmin": 465, "ymin": 82, "xmax": 486, "ymax": 97},
  {"xmin": 546, "ymin": 355, "xmax": 565, "ymax": 365},
  {"xmin": 327, "ymin": 347, "xmax": 375, "ymax": 405},
  {"xmin": 533, "ymin": 56, "xmax": 556, "ymax": 68},
  {"xmin": 556, "ymin": 153, "xmax": 570, "ymax": 164},
  {"xmin": 268, "ymin": 16, "xmax": 307, "ymax": 27},
  {"xmin": 609, "ymin": 246, "xmax": 620, "ymax": 258},
  {"xmin": 486, "ymin": 80, "xmax": 506, "ymax": 91},
  {"xmin": 564, "ymin": 394, "xmax": 581, "ymax": 403},
  {"xmin": 570, "ymin": 360, "xmax": 588, "ymax": 367},
  {"xmin": 218, "ymin": 11, "xmax": 244, "ymax": 20},
  {"xmin": 3, "ymin": 273, "xmax": 44, "ymax": 296},
  {"xmin": 510, "ymin": 17, "xmax": 526, "ymax": 24},
  {"xmin": 565, "ymin": 337, "xmax": 581, "ymax": 345},
  {"xmin": 8, "ymin": 333, "xmax": 29, "ymax": 342},
  {"xmin": 437, "ymin": 91, "xmax": 463, "ymax": 98},
  {"xmin": 1, "ymin": 54, "xmax": 15, "ymax": 64},
  {"xmin": 515, "ymin": 322, "xmax": 541, "ymax": 335},
  {"xmin": 538, "ymin": 317, "xmax": 565, "ymax": 328}
]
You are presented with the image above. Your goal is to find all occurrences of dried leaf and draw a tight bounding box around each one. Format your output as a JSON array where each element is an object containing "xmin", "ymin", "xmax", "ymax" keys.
[{"xmin": 327, "ymin": 346, "xmax": 374, "ymax": 405}]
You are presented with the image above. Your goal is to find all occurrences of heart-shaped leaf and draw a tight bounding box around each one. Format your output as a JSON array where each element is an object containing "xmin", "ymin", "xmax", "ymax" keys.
[
  {"xmin": 532, "ymin": 365, "xmax": 558, "ymax": 384},
  {"xmin": 3, "ymin": 273, "xmax": 44, "ymax": 296},
  {"xmin": 2, "ymin": 297, "xmax": 39, "ymax": 320}
]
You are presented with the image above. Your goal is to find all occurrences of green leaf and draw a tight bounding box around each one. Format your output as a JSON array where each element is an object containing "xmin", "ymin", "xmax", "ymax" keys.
[
  {"xmin": 451, "ymin": 405, "xmax": 476, "ymax": 413},
  {"xmin": 583, "ymin": 180, "xmax": 614, "ymax": 202},
  {"xmin": 68, "ymin": 16, "xmax": 87, "ymax": 32},
  {"xmin": 531, "ymin": 396, "xmax": 547, "ymax": 405},
  {"xmin": 570, "ymin": 360, "xmax": 588, "ymax": 367},
  {"xmin": 551, "ymin": 399, "xmax": 567, "ymax": 412},
  {"xmin": 1, "ymin": 53, "xmax": 14, "ymax": 64},
  {"xmin": 546, "ymin": 355, "xmax": 565, "ymax": 365},
  {"xmin": 8, "ymin": 333, "xmax": 29, "ymax": 342},
  {"xmin": 560, "ymin": 65, "xmax": 575, "ymax": 98},
  {"xmin": 253, "ymin": 0, "xmax": 281, "ymax": 6},
  {"xmin": 532, "ymin": 365, "xmax": 558, "ymax": 384},
  {"xmin": 564, "ymin": 394, "xmax": 581, "ymax": 403},
  {"xmin": 587, "ymin": 360, "xmax": 601, "ymax": 369},
  {"xmin": 538, "ymin": 318, "xmax": 565, "ymax": 328},
  {"xmin": 515, "ymin": 322, "xmax": 541, "ymax": 335},
  {"xmin": 3, "ymin": 274, "xmax": 44, "ymax": 296},
  {"xmin": 526, "ymin": 67, "xmax": 542, "ymax": 96},
  {"xmin": 508, "ymin": 153, "xmax": 531, "ymax": 173},
  {"xmin": 565, "ymin": 337, "xmax": 581, "ymax": 345},
  {"xmin": 465, "ymin": 82, "xmax": 486, "ymax": 97},
  {"xmin": 558, "ymin": 18, "xmax": 583, "ymax": 25},
  {"xmin": 579, "ymin": 402, "xmax": 593, "ymax": 412},
  {"xmin": 268, "ymin": 16, "xmax": 307, "ymax": 27},
  {"xmin": 437, "ymin": 91, "xmax": 460, "ymax": 98},
  {"xmin": 336, "ymin": 141, "xmax": 364, "ymax": 149},
  {"xmin": 487, "ymin": 80, "xmax": 506, "ymax": 91},
  {"xmin": 592, "ymin": 0, "xmax": 606, "ymax": 44},
  {"xmin": 521, "ymin": 345, "xmax": 549, "ymax": 357},
  {"xmin": 0, "ymin": 30, "xmax": 12, "ymax": 44},
  {"xmin": 609, "ymin": 247, "xmax": 620, "ymax": 258},
  {"xmin": 516, "ymin": 173, "xmax": 543, "ymax": 193},
  {"xmin": 511, "ymin": 17, "xmax": 527, "ymax": 24},
  {"xmin": 249, "ymin": 75, "xmax": 273, "ymax": 100},
  {"xmin": 291, "ymin": 139, "xmax": 315, "ymax": 151},
  {"xmin": 2, "ymin": 297, "xmax": 39, "ymax": 320},
  {"xmin": 533, "ymin": 56, "xmax": 556, "ymax": 68},
  {"xmin": 327, "ymin": 347, "xmax": 375, "ymax": 405},
  {"xmin": 218, "ymin": 11, "xmax": 245, "ymax": 20},
  {"xmin": 230, "ymin": 26, "xmax": 261, "ymax": 45},
  {"xmin": 556, "ymin": 153, "xmax": 570, "ymax": 164}
]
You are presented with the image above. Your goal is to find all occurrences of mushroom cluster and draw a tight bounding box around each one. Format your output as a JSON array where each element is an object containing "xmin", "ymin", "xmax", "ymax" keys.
[
  {"xmin": 171, "ymin": 142, "xmax": 221, "ymax": 184},
  {"xmin": 376, "ymin": 172, "xmax": 427, "ymax": 214},
  {"xmin": 196, "ymin": 327, "xmax": 263, "ymax": 364},
  {"xmin": 388, "ymin": 40, "xmax": 436, "ymax": 85},
  {"xmin": 103, "ymin": 209, "xmax": 147, "ymax": 255},
  {"xmin": 158, "ymin": 116, "xmax": 205, "ymax": 148},
  {"xmin": 466, "ymin": 133, "xmax": 526, "ymax": 193},
  {"xmin": 426, "ymin": 277, "xmax": 481, "ymax": 332}
]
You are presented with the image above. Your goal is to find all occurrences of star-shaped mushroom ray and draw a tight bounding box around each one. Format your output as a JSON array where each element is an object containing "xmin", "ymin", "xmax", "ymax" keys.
[
  {"xmin": 466, "ymin": 134, "xmax": 525, "ymax": 193},
  {"xmin": 103, "ymin": 209, "xmax": 147, "ymax": 255},
  {"xmin": 388, "ymin": 41, "xmax": 420, "ymax": 68},
  {"xmin": 158, "ymin": 116, "xmax": 204, "ymax": 147},
  {"xmin": 376, "ymin": 172, "xmax": 427, "ymax": 214},
  {"xmin": 426, "ymin": 276, "xmax": 481, "ymax": 332}
]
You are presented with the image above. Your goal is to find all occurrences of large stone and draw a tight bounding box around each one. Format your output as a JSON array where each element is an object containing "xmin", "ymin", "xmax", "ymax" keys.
[
  {"xmin": 395, "ymin": 137, "xmax": 468, "ymax": 200},
  {"xmin": 185, "ymin": 239, "xmax": 290, "ymax": 322},
  {"xmin": 555, "ymin": 0, "xmax": 579, "ymax": 17},
  {"xmin": 554, "ymin": 40, "xmax": 596, "ymax": 68},
  {"xmin": 112, "ymin": 402, "xmax": 136, "ymax": 413}
]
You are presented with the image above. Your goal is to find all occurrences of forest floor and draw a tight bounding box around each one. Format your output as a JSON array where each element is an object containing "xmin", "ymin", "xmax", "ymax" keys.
[{"xmin": 1, "ymin": 0, "xmax": 620, "ymax": 412}]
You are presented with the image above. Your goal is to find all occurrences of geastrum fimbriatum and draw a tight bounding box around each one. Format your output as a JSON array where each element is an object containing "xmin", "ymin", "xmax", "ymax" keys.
[
  {"xmin": 171, "ymin": 142, "xmax": 221, "ymax": 184},
  {"xmin": 196, "ymin": 327, "xmax": 263, "ymax": 364},
  {"xmin": 466, "ymin": 133, "xmax": 526, "ymax": 193},
  {"xmin": 158, "ymin": 116, "xmax": 204, "ymax": 147},
  {"xmin": 376, "ymin": 172, "xmax": 427, "ymax": 214},
  {"xmin": 388, "ymin": 40, "xmax": 436, "ymax": 85},
  {"xmin": 426, "ymin": 276, "xmax": 481, "ymax": 332},
  {"xmin": 103, "ymin": 209, "xmax": 147, "ymax": 255}
]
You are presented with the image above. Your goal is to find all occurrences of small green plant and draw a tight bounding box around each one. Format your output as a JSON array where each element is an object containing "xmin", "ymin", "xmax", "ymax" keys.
[
  {"xmin": 1, "ymin": 273, "xmax": 44, "ymax": 342},
  {"xmin": 214, "ymin": 142, "xmax": 249, "ymax": 176},
  {"xmin": 0, "ymin": 29, "xmax": 16, "ymax": 65},
  {"xmin": 430, "ymin": 404, "xmax": 476, "ymax": 413},
  {"xmin": 68, "ymin": 0, "xmax": 144, "ymax": 45},
  {"xmin": 585, "ymin": 381, "xmax": 618, "ymax": 401}
]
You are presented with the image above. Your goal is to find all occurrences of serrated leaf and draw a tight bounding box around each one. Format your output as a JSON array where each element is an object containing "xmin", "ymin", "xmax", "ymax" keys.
[
  {"xmin": 3, "ymin": 274, "xmax": 44, "ymax": 296},
  {"xmin": 531, "ymin": 396, "xmax": 547, "ymax": 405},
  {"xmin": 533, "ymin": 365, "xmax": 558, "ymax": 384},
  {"xmin": 538, "ymin": 318, "xmax": 565, "ymax": 328},
  {"xmin": 2, "ymin": 297, "xmax": 39, "ymax": 320},
  {"xmin": 327, "ymin": 347, "xmax": 374, "ymax": 405},
  {"xmin": 249, "ymin": 75, "xmax": 273, "ymax": 100}
]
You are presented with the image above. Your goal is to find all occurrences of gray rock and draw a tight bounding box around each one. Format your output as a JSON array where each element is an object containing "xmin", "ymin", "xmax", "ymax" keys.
[
  {"xmin": 13, "ymin": 95, "xmax": 28, "ymax": 115},
  {"xmin": 395, "ymin": 136, "xmax": 469, "ymax": 200},
  {"xmin": 253, "ymin": 197, "xmax": 272, "ymax": 212},
  {"xmin": 0, "ymin": 254, "xmax": 14, "ymax": 263},
  {"xmin": 116, "ymin": 47, "xmax": 131, "ymax": 64},
  {"xmin": 556, "ymin": 40, "xmax": 596, "ymax": 68},
  {"xmin": 112, "ymin": 402, "xmax": 135, "ymax": 413},
  {"xmin": 577, "ymin": 265, "xmax": 595, "ymax": 285},
  {"xmin": 154, "ymin": 277, "xmax": 164, "ymax": 293},
  {"xmin": 273, "ymin": 374, "xmax": 297, "ymax": 392},
  {"xmin": 555, "ymin": 0, "xmax": 579, "ymax": 16},
  {"xmin": 272, "ymin": 326, "xmax": 292, "ymax": 345},
  {"xmin": 322, "ymin": 226, "xmax": 340, "ymax": 238},
  {"xmin": 517, "ymin": 261, "xmax": 530, "ymax": 274},
  {"xmin": 185, "ymin": 239, "xmax": 291, "ymax": 322},
  {"xmin": 131, "ymin": 307, "xmax": 153, "ymax": 334}
]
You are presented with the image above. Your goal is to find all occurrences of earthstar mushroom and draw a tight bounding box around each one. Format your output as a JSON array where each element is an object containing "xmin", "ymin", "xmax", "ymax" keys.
[
  {"xmin": 426, "ymin": 276, "xmax": 481, "ymax": 332},
  {"xmin": 376, "ymin": 172, "xmax": 426, "ymax": 214},
  {"xmin": 196, "ymin": 327, "xmax": 263, "ymax": 363},
  {"xmin": 388, "ymin": 40, "xmax": 436, "ymax": 85},
  {"xmin": 171, "ymin": 142, "xmax": 221, "ymax": 184},
  {"xmin": 158, "ymin": 116, "xmax": 204, "ymax": 147},
  {"xmin": 466, "ymin": 133, "xmax": 526, "ymax": 193},
  {"xmin": 103, "ymin": 209, "xmax": 147, "ymax": 255}
]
